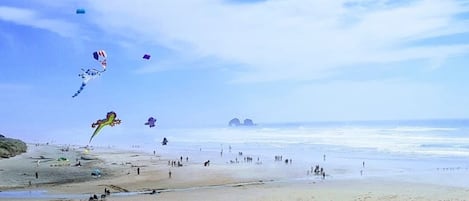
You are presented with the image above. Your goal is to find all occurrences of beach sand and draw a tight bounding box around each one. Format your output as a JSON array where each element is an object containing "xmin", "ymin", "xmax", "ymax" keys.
[{"xmin": 1, "ymin": 144, "xmax": 469, "ymax": 201}]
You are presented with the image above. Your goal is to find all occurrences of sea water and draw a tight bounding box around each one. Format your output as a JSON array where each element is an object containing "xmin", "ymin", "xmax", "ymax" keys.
[{"xmin": 131, "ymin": 119, "xmax": 469, "ymax": 187}]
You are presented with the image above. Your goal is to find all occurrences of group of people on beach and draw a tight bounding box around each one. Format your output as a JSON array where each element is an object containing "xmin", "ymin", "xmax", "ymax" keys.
[
  {"xmin": 168, "ymin": 156, "xmax": 189, "ymax": 167},
  {"xmin": 309, "ymin": 165, "xmax": 326, "ymax": 179}
]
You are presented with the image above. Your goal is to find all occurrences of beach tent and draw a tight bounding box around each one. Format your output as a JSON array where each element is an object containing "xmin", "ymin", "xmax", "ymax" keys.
[
  {"xmin": 57, "ymin": 157, "xmax": 69, "ymax": 161},
  {"xmin": 91, "ymin": 169, "xmax": 101, "ymax": 177}
]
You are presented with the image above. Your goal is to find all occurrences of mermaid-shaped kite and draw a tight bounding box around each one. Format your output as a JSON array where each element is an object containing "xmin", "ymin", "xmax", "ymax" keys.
[
  {"xmin": 72, "ymin": 50, "xmax": 107, "ymax": 98},
  {"xmin": 89, "ymin": 111, "xmax": 121, "ymax": 143}
]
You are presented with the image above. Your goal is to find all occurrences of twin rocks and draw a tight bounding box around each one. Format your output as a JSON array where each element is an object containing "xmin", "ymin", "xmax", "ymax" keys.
[
  {"xmin": 0, "ymin": 134, "xmax": 27, "ymax": 159},
  {"xmin": 228, "ymin": 118, "xmax": 256, "ymax": 127}
]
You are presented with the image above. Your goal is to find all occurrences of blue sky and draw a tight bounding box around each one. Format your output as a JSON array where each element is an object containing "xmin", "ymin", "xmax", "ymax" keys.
[{"xmin": 1, "ymin": 0, "xmax": 469, "ymax": 143}]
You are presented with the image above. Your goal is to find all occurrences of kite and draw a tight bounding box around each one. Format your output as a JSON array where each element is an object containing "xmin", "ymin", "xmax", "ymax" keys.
[
  {"xmin": 142, "ymin": 54, "xmax": 151, "ymax": 60},
  {"xmin": 76, "ymin": 9, "xmax": 85, "ymax": 14},
  {"xmin": 162, "ymin": 137, "xmax": 168, "ymax": 145},
  {"xmin": 89, "ymin": 111, "xmax": 121, "ymax": 143},
  {"xmin": 145, "ymin": 117, "xmax": 157, "ymax": 128},
  {"xmin": 72, "ymin": 50, "xmax": 107, "ymax": 98},
  {"xmin": 93, "ymin": 50, "xmax": 107, "ymax": 69}
]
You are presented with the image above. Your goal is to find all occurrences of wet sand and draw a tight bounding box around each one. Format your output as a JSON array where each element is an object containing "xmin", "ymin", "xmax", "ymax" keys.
[{"xmin": 1, "ymin": 144, "xmax": 469, "ymax": 201}]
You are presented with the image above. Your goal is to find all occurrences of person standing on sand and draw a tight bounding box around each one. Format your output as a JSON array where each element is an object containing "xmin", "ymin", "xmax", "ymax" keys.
[
  {"xmin": 35, "ymin": 172, "xmax": 38, "ymax": 179},
  {"xmin": 363, "ymin": 161, "xmax": 365, "ymax": 168},
  {"xmin": 323, "ymin": 154, "xmax": 326, "ymax": 161},
  {"xmin": 169, "ymin": 170, "xmax": 172, "ymax": 178},
  {"xmin": 137, "ymin": 167, "xmax": 140, "ymax": 175}
]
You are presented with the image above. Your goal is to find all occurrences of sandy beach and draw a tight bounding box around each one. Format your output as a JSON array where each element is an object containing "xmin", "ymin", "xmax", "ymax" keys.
[{"xmin": 1, "ymin": 143, "xmax": 469, "ymax": 201}]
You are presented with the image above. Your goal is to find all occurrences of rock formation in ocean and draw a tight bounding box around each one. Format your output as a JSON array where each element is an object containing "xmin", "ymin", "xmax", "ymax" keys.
[
  {"xmin": 229, "ymin": 118, "xmax": 241, "ymax": 126},
  {"xmin": 229, "ymin": 118, "xmax": 256, "ymax": 126},
  {"xmin": 0, "ymin": 135, "xmax": 27, "ymax": 159},
  {"xmin": 243, "ymin": 119, "xmax": 255, "ymax": 126}
]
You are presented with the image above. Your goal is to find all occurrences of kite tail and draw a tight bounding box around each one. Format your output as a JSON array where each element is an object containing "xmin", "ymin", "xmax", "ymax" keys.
[
  {"xmin": 72, "ymin": 83, "xmax": 87, "ymax": 98},
  {"xmin": 89, "ymin": 124, "xmax": 105, "ymax": 143}
]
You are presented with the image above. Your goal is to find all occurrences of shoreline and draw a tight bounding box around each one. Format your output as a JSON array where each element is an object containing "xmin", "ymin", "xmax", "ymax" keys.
[{"xmin": 1, "ymin": 143, "xmax": 469, "ymax": 200}]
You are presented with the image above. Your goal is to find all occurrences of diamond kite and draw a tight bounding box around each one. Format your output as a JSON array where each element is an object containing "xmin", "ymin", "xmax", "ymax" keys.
[{"xmin": 142, "ymin": 54, "xmax": 151, "ymax": 60}]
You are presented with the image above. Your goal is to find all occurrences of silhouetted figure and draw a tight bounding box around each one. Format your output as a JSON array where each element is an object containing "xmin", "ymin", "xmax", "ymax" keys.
[
  {"xmin": 162, "ymin": 137, "xmax": 168, "ymax": 145},
  {"xmin": 137, "ymin": 167, "xmax": 140, "ymax": 175},
  {"xmin": 169, "ymin": 170, "xmax": 172, "ymax": 178},
  {"xmin": 204, "ymin": 160, "xmax": 210, "ymax": 166},
  {"xmin": 35, "ymin": 172, "xmax": 38, "ymax": 179}
]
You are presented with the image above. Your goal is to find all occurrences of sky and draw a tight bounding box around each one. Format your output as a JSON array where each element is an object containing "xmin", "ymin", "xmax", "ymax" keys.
[{"xmin": 1, "ymin": 0, "xmax": 469, "ymax": 143}]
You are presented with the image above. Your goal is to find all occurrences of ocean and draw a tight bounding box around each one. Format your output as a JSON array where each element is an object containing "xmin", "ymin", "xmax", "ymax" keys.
[{"xmin": 137, "ymin": 119, "xmax": 469, "ymax": 188}]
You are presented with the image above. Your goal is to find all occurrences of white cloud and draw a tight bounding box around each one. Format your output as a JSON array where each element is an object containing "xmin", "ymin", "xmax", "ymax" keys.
[
  {"xmin": 84, "ymin": 0, "xmax": 469, "ymax": 82},
  {"xmin": 0, "ymin": 6, "xmax": 78, "ymax": 38}
]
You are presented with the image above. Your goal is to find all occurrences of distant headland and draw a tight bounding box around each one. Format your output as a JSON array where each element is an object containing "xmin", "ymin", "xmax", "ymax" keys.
[{"xmin": 0, "ymin": 134, "xmax": 27, "ymax": 159}]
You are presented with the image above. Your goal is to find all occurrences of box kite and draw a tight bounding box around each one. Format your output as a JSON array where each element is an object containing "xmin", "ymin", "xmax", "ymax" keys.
[{"xmin": 76, "ymin": 9, "xmax": 85, "ymax": 14}]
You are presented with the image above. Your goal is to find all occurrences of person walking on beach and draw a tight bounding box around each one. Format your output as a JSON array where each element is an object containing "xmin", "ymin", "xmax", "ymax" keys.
[
  {"xmin": 137, "ymin": 167, "xmax": 140, "ymax": 175},
  {"xmin": 168, "ymin": 170, "xmax": 172, "ymax": 178},
  {"xmin": 323, "ymin": 154, "xmax": 326, "ymax": 161},
  {"xmin": 362, "ymin": 161, "xmax": 365, "ymax": 168},
  {"xmin": 35, "ymin": 172, "xmax": 38, "ymax": 179}
]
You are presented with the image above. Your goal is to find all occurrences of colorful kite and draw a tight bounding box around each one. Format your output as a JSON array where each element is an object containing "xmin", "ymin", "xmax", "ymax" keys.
[
  {"xmin": 142, "ymin": 54, "xmax": 151, "ymax": 60},
  {"xmin": 72, "ymin": 50, "xmax": 107, "ymax": 98},
  {"xmin": 93, "ymin": 50, "xmax": 107, "ymax": 69},
  {"xmin": 89, "ymin": 111, "xmax": 121, "ymax": 143},
  {"xmin": 145, "ymin": 117, "xmax": 157, "ymax": 128},
  {"xmin": 76, "ymin": 9, "xmax": 85, "ymax": 14}
]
